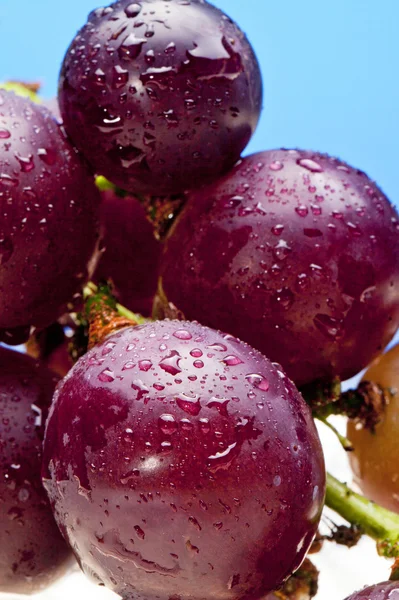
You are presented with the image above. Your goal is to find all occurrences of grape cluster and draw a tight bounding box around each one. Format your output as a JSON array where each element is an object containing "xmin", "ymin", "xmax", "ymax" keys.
[{"xmin": 1, "ymin": 0, "xmax": 398, "ymax": 599}]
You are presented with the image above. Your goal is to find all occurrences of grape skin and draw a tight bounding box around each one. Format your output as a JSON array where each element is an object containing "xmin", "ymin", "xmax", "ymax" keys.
[
  {"xmin": 0, "ymin": 347, "xmax": 72, "ymax": 594},
  {"xmin": 58, "ymin": 0, "xmax": 262, "ymax": 195},
  {"xmin": 160, "ymin": 149, "xmax": 399, "ymax": 386},
  {"xmin": 344, "ymin": 581, "xmax": 399, "ymax": 599},
  {"xmin": 42, "ymin": 320, "xmax": 325, "ymax": 600},
  {"xmin": 94, "ymin": 189, "xmax": 161, "ymax": 316},
  {"xmin": 0, "ymin": 90, "xmax": 101, "ymax": 340}
]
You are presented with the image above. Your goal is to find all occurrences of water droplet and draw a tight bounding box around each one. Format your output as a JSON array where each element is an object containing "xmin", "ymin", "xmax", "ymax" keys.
[
  {"xmin": 271, "ymin": 224, "xmax": 284, "ymax": 236},
  {"xmin": 0, "ymin": 128, "xmax": 10, "ymax": 139},
  {"xmin": 0, "ymin": 173, "xmax": 18, "ymax": 188},
  {"xmin": 113, "ymin": 65, "xmax": 129, "ymax": 89},
  {"xmin": 313, "ymin": 314, "xmax": 342, "ymax": 339},
  {"xmin": 93, "ymin": 68, "xmax": 106, "ymax": 86},
  {"xmin": 269, "ymin": 160, "xmax": 284, "ymax": 171},
  {"xmin": 186, "ymin": 540, "xmax": 199, "ymax": 554},
  {"xmin": 124, "ymin": 2, "xmax": 141, "ymax": 17},
  {"xmin": 134, "ymin": 525, "xmax": 145, "ymax": 539},
  {"xmin": 205, "ymin": 397, "xmax": 230, "ymax": 416},
  {"xmin": 122, "ymin": 360, "xmax": 136, "ymax": 371},
  {"xmin": 139, "ymin": 360, "xmax": 152, "ymax": 372},
  {"xmin": 173, "ymin": 329, "xmax": 192, "ymax": 340},
  {"xmin": 273, "ymin": 240, "xmax": 292, "ymax": 261},
  {"xmin": 98, "ymin": 368, "xmax": 115, "ymax": 382},
  {"xmin": 176, "ymin": 393, "xmax": 201, "ymax": 416},
  {"xmin": 222, "ymin": 195, "xmax": 243, "ymax": 209},
  {"xmin": 165, "ymin": 42, "xmax": 176, "ymax": 54},
  {"xmin": 159, "ymin": 350, "xmax": 182, "ymax": 375},
  {"xmin": 199, "ymin": 418, "xmax": 211, "ymax": 434},
  {"xmin": 189, "ymin": 516, "xmax": 202, "ymax": 531},
  {"xmin": 346, "ymin": 222, "xmax": 362, "ymax": 237},
  {"xmin": 193, "ymin": 360, "xmax": 204, "ymax": 369},
  {"xmin": 245, "ymin": 374, "xmax": 269, "ymax": 391},
  {"xmin": 190, "ymin": 348, "xmax": 203, "ymax": 358},
  {"xmin": 213, "ymin": 521, "xmax": 223, "ymax": 530},
  {"xmin": 207, "ymin": 343, "xmax": 227, "ymax": 352},
  {"xmin": 102, "ymin": 341, "xmax": 116, "ymax": 356},
  {"xmin": 158, "ymin": 414, "xmax": 178, "ymax": 435},
  {"xmin": 297, "ymin": 158, "xmax": 323, "ymax": 173},
  {"xmin": 272, "ymin": 288, "xmax": 294, "ymax": 310},
  {"xmin": 296, "ymin": 273, "xmax": 309, "ymax": 292},
  {"xmin": 311, "ymin": 204, "xmax": 322, "ymax": 216},
  {"xmin": 222, "ymin": 355, "xmax": 243, "ymax": 366},
  {"xmin": 208, "ymin": 443, "xmax": 238, "ymax": 473},
  {"xmin": 273, "ymin": 475, "xmax": 282, "ymax": 487},
  {"xmin": 132, "ymin": 379, "xmax": 150, "ymax": 401},
  {"xmin": 119, "ymin": 33, "xmax": 147, "ymax": 60},
  {"xmin": 38, "ymin": 147, "xmax": 57, "ymax": 166},
  {"xmin": 295, "ymin": 205, "xmax": 308, "ymax": 217}
]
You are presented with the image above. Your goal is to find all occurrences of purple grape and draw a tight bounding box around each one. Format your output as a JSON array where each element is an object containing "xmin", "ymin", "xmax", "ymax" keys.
[
  {"xmin": 58, "ymin": 0, "xmax": 262, "ymax": 195},
  {"xmin": 42, "ymin": 320, "xmax": 325, "ymax": 600},
  {"xmin": 345, "ymin": 581, "xmax": 399, "ymax": 599},
  {"xmin": 0, "ymin": 347, "xmax": 72, "ymax": 594},
  {"xmin": 159, "ymin": 149, "xmax": 399, "ymax": 386},
  {"xmin": 0, "ymin": 90, "xmax": 100, "ymax": 340},
  {"xmin": 94, "ymin": 189, "xmax": 161, "ymax": 316}
]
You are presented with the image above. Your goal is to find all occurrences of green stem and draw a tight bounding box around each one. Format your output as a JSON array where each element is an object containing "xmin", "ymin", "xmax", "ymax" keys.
[
  {"xmin": 325, "ymin": 473, "xmax": 399, "ymax": 558},
  {"xmin": 316, "ymin": 417, "xmax": 353, "ymax": 452}
]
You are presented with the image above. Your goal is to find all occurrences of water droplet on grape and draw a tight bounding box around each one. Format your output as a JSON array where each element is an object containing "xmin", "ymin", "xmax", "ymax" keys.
[
  {"xmin": 295, "ymin": 205, "xmax": 308, "ymax": 217},
  {"xmin": 113, "ymin": 65, "xmax": 129, "ymax": 89},
  {"xmin": 245, "ymin": 373, "xmax": 269, "ymax": 391},
  {"xmin": 138, "ymin": 359, "xmax": 152, "ymax": 371},
  {"xmin": 0, "ymin": 128, "xmax": 11, "ymax": 139},
  {"xmin": 173, "ymin": 329, "xmax": 192, "ymax": 340},
  {"xmin": 205, "ymin": 396, "xmax": 230, "ymax": 416},
  {"xmin": 158, "ymin": 414, "xmax": 178, "ymax": 434},
  {"xmin": 159, "ymin": 350, "xmax": 182, "ymax": 375},
  {"xmin": 98, "ymin": 368, "xmax": 115, "ymax": 382},
  {"xmin": 124, "ymin": 2, "xmax": 142, "ymax": 17},
  {"xmin": 176, "ymin": 393, "xmax": 201, "ymax": 416},
  {"xmin": 313, "ymin": 314, "xmax": 342, "ymax": 339},
  {"xmin": 222, "ymin": 355, "xmax": 243, "ymax": 366},
  {"xmin": 297, "ymin": 158, "xmax": 323, "ymax": 173},
  {"xmin": 269, "ymin": 160, "xmax": 284, "ymax": 171},
  {"xmin": 118, "ymin": 33, "xmax": 147, "ymax": 60}
]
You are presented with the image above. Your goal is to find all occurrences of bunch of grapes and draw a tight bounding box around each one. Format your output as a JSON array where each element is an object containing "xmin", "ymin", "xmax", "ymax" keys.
[{"xmin": 1, "ymin": 1, "xmax": 399, "ymax": 599}]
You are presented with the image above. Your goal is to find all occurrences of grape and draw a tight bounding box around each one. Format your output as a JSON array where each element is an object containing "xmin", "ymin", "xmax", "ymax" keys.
[
  {"xmin": 94, "ymin": 189, "xmax": 161, "ymax": 316},
  {"xmin": 160, "ymin": 149, "xmax": 399, "ymax": 386},
  {"xmin": 58, "ymin": 0, "xmax": 262, "ymax": 195},
  {"xmin": 344, "ymin": 581, "xmax": 399, "ymax": 599},
  {"xmin": 348, "ymin": 344, "xmax": 399, "ymax": 512},
  {"xmin": 0, "ymin": 89, "xmax": 101, "ymax": 340},
  {"xmin": 0, "ymin": 347, "xmax": 72, "ymax": 593},
  {"xmin": 42, "ymin": 319, "xmax": 325, "ymax": 600}
]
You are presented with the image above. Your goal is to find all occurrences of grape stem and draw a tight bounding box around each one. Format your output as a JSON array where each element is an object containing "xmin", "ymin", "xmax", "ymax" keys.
[
  {"xmin": 301, "ymin": 378, "xmax": 389, "ymax": 432},
  {"xmin": 325, "ymin": 473, "xmax": 399, "ymax": 559},
  {"xmin": 316, "ymin": 416, "xmax": 353, "ymax": 451},
  {"xmin": 84, "ymin": 282, "xmax": 149, "ymax": 348}
]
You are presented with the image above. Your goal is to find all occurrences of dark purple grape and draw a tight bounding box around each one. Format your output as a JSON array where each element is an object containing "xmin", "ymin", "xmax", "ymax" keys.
[
  {"xmin": 58, "ymin": 0, "xmax": 262, "ymax": 195},
  {"xmin": 345, "ymin": 581, "xmax": 399, "ymax": 599},
  {"xmin": 0, "ymin": 347, "xmax": 72, "ymax": 594},
  {"xmin": 0, "ymin": 90, "xmax": 100, "ymax": 340},
  {"xmin": 94, "ymin": 189, "xmax": 161, "ymax": 316},
  {"xmin": 42, "ymin": 320, "xmax": 325, "ymax": 600},
  {"xmin": 160, "ymin": 149, "xmax": 399, "ymax": 386}
]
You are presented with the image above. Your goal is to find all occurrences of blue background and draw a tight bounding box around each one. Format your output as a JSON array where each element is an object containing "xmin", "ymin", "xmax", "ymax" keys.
[{"xmin": 0, "ymin": 0, "xmax": 397, "ymax": 204}]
